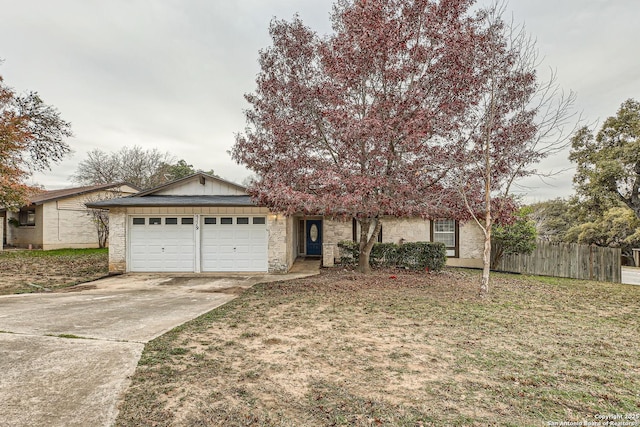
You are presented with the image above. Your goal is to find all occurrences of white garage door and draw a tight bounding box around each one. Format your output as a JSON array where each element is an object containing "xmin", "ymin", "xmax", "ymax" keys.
[
  {"xmin": 129, "ymin": 216, "xmax": 196, "ymax": 272},
  {"xmin": 129, "ymin": 215, "xmax": 268, "ymax": 273},
  {"xmin": 201, "ymin": 216, "xmax": 268, "ymax": 272}
]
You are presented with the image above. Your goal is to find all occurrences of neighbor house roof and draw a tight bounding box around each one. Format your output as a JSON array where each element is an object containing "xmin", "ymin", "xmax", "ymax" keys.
[
  {"xmin": 29, "ymin": 183, "xmax": 140, "ymax": 206},
  {"xmin": 86, "ymin": 195, "xmax": 255, "ymax": 208}
]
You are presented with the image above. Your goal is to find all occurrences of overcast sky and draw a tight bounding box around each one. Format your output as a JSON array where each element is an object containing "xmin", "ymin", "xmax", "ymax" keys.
[{"xmin": 1, "ymin": 0, "xmax": 638, "ymax": 202}]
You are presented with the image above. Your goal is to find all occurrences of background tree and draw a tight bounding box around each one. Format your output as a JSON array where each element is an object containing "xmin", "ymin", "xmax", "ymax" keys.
[
  {"xmin": 154, "ymin": 159, "xmax": 217, "ymax": 182},
  {"xmin": 233, "ymin": 0, "xmax": 489, "ymax": 273},
  {"xmin": 490, "ymin": 206, "xmax": 537, "ymax": 269},
  {"xmin": 72, "ymin": 146, "xmax": 172, "ymax": 189},
  {"xmin": 453, "ymin": 3, "xmax": 576, "ymax": 295},
  {"xmin": 1, "ymin": 70, "xmax": 72, "ymax": 208},
  {"xmin": 529, "ymin": 196, "xmax": 640, "ymax": 265},
  {"xmin": 528, "ymin": 198, "xmax": 576, "ymax": 242},
  {"xmin": 570, "ymin": 99, "xmax": 640, "ymax": 220},
  {"xmin": 156, "ymin": 159, "xmax": 195, "ymax": 181},
  {"xmin": 564, "ymin": 206, "xmax": 640, "ymax": 266},
  {"xmin": 72, "ymin": 147, "xmax": 214, "ymax": 189}
]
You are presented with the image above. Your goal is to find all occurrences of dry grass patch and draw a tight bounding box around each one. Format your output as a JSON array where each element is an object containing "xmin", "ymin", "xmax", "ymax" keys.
[
  {"xmin": 0, "ymin": 248, "xmax": 108, "ymax": 294},
  {"xmin": 116, "ymin": 268, "xmax": 640, "ymax": 426}
]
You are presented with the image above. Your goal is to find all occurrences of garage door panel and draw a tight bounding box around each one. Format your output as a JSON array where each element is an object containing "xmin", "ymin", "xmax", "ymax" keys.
[
  {"xmin": 129, "ymin": 217, "xmax": 195, "ymax": 272},
  {"xmin": 201, "ymin": 217, "xmax": 267, "ymax": 272}
]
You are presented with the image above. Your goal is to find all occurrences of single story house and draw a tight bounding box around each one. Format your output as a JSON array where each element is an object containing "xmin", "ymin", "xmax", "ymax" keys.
[
  {"xmin": 88, "ymin": 173, "xmax": 484, "ymax": 274},
  {"xmin": 1, "ymin": 183, "xmax": 139, "ymax": 250}
]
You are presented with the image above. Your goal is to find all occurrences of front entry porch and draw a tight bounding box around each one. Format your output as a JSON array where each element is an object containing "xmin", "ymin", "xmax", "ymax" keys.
[{"xmin": 289, "ymin": 257, "xmax": 322, "ymax": 274}]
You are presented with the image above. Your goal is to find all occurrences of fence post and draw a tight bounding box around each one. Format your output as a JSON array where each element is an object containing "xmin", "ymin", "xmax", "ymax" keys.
[{"xmin": 589, "ymin": 244, "xmax": 594, "ymax": 281}]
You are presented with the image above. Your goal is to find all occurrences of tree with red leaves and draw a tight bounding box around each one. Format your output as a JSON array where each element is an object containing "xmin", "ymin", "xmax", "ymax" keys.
[
  {"xmin": 233, "ymin": 0, "xmax": 490, "ymax": 273},
  {"xmin": 0, "ymin": 68, "xmax": 72, "ymax": 209}
]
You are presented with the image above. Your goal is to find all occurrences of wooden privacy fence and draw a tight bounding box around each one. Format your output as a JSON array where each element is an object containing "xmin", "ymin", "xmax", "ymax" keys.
[{"xmin": 494, "ymin": 241, "xmax": 621, "ymax": 283}]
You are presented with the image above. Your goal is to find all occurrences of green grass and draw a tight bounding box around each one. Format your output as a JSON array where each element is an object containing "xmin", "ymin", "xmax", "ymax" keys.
[
  {"xmin": 115, "ymin": 268, "xmax": 640, "ymax": 427},
  {"xmin": 0, "ymin": 248, "xmax": 107, "ymax": 258},
  {"xmin": 0, "ymin": 248, "xmax": 109, "ymax": 294}
]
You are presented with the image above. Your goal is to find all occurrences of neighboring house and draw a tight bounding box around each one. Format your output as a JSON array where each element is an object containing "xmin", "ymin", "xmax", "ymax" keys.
[
  {"xmin": 1, "ymin": 183, "xmax": 139, "ymax": 250},
  {"xmin": 88, "ymin": 173, "xmax": 484, "ymax": 274}
]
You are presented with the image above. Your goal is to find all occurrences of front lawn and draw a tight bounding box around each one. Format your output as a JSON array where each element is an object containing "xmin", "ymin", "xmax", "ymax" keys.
[
  {"xmin": 116, "ymin": 268, "xmax": 640, "ymax": 426},
  {"xmin": 0, "ymin": 248, "xmax": 108, "ymax": 294}
]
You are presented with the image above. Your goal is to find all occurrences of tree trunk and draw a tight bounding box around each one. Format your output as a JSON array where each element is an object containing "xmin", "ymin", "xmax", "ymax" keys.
[
  {"xmin": 98, "ymin": 230, "xmax": 107, "ymax": 248},
  {"xmin": 358, "ymin": 249, "xmax": 371, "ymax": 273},
  {"xmin": 480, "ymin": 225, "xmax": 491, "ymax": 297},
  {"xmin": 479, "ymin": 79, "xmax": 496, "ymax": 297},
  {"xmin": 357, "ymin": 218, "xmax": 382, "ymax": 274}
]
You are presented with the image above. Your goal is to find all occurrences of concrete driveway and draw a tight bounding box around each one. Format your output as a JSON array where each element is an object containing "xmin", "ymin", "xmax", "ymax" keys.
[{"xmin": 0, "ymin": 269, "xmax": 317, "ymax": 427}]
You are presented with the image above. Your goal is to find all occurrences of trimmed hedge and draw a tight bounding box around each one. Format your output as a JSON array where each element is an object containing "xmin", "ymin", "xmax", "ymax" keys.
[{"xmin": 337, "ymin": 240, "xmax": 446, "ymax": 271}]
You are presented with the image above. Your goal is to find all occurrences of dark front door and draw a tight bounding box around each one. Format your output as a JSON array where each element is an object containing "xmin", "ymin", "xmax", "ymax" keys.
[{"xmin": 305, "ymin": 220, "xmax": 322, "ymax": 256}]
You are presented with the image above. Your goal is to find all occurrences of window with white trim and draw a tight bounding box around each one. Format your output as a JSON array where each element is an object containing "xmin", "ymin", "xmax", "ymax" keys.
[{"xmin": 431, "ymin": 219, "xmax": 458, "ymax": 257}]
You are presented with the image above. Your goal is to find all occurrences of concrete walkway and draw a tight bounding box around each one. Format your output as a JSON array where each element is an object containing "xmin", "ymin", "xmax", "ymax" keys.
[{"xmin": 0, "ymin": 266, "xmax": 319, "ymax": 427}]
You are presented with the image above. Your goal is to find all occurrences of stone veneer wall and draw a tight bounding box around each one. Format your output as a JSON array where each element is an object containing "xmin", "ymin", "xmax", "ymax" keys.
[
  {"xmin": 286, "ymin": 215, "xmax": 296, "ymax": 269},
  {"xmin": 268, "ymin": 213, "xmax": 292, "ymax": 273},
  {"xmin": 381, "ymin": 217, "xmax": 430, "ymax": 243},
  {"xmin": 322, "ymin": 218, "xmax": 352, "ymax": 267},
  {"xmin": 449, "ymin": 221, "xmax": 484, "ymax": 268},
  {"xmin": 322, "ymin": 217, "xmax": 431, "ymax": 266},
  {"xmin": 108, "ymin": 208, "xmax": 127, "ymax": 273},
  {"xmin": 322, "ymin": 217, "xmax": 484, "ymax": 268}
]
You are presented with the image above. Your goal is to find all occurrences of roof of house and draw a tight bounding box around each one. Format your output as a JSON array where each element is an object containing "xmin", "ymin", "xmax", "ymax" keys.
[
  {"xmin": 84, "ymin": 173, "xmax": 254, "ymax": 209},
  {"xmin": 135, "ymin": 172, "xmax": 247, "ymax": 197},
  {"xmin": 28, "ymin": 183, "xmax": 139, "ymax": 205},
  {"xmin": 86, "ymin": 195, "xmax": 255, "ymax": 208}
]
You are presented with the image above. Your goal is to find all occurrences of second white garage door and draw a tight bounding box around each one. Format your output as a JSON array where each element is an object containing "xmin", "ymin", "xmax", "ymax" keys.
[
  {"xmin": 129, "ymin": 215, "xmax": 268, "ymax": 272},
  {"xmin": 201, "ymin": 216, "xmax": 268, "ymax": 272}
]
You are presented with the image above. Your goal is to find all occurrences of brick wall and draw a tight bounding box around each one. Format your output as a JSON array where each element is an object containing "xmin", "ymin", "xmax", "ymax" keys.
[
  {"xmin": 42, "ymin": 198, "xmax": 100, "ymax": 250},
  {"xmin": 5, "ymin": 206, "xmax": 43, "ymax": 248}
]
